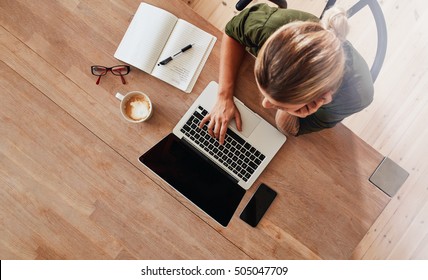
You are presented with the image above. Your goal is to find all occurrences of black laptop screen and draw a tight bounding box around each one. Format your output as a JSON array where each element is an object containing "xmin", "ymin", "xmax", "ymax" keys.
[{"xmin": 139, "ymin": 133, "xmax": 246, "ymax": 227}]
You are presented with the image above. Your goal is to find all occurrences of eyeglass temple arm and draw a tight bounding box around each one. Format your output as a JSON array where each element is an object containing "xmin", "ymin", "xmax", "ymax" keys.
[
  {"xmin": 96, "ymin": 75, "xmax": 102, "ymax": 85},
  {"xmin": 120, "ymin": 75, "xmax": 126, "ymax": 84}
]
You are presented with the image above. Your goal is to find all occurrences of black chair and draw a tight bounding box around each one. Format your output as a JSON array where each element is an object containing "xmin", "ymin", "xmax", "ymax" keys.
[{"xmin": 236, "ymin": 0, "xmax": 387, "ymax": 82}]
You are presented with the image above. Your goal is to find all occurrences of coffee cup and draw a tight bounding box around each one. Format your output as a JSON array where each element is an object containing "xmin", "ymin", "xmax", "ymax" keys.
[{"xmin": 115, "ymin": 91, "xmax": 152, "ymax": 123}]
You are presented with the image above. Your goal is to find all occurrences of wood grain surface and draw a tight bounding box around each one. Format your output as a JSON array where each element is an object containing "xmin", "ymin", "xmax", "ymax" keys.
[{"xmin": 1, "ymin": 0, "xmax": 389, "ymax": 259}]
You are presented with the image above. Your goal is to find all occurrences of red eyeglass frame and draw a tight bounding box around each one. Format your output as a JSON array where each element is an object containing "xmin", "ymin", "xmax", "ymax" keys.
[{"xmin": 91, "ymin": 65, "xmax": 131, "ymax": 85}]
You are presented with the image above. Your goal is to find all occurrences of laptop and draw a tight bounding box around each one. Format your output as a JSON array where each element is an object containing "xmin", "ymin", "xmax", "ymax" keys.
[{"xmin": 139, "ymin": 81, "xmax": 286, "ymax": 226}]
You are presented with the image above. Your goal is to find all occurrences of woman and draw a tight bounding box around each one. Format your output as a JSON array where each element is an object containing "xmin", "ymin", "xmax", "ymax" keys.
[{"xmin": 199, "ymin": 4, "xmax": 374, "ymax": 144}]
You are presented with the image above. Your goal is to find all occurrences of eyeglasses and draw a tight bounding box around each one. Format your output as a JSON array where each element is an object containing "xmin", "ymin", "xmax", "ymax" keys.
[{"xmin": 91, "ymin": 65, "xmax": 130, "ymax": 85}]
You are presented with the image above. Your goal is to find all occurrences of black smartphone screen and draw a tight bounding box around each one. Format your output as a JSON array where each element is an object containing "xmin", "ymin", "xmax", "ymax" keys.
[{"xmin": 240, "ymin": 183, "xmax": 277, "ymax": 227}]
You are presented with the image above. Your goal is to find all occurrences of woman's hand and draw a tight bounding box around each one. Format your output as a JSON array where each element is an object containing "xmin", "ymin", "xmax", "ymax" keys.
[
  {"xmin": 287, "ymin": 91, "xmax": 332, "ymax": 118},
  {"xmin": 199, "ymin": 95, "xmax": 242, "ymax": 145}
]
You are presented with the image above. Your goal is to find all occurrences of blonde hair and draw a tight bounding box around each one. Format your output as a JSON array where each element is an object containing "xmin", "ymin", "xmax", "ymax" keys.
[{"xmin": 254, "ymin": 7, "xmax": 349, "ymax": 104}]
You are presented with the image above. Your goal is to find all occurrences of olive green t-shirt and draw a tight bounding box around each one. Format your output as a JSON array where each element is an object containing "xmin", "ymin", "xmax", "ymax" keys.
[{"xmin": 225, "ymin": 4, "xmax": 374, "ymax": 135}]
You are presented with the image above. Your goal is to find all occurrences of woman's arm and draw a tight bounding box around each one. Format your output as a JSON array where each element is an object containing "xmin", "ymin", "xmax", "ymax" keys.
[{"xmin": 199, "ymin": 32, "xmax": 246, "ymax": 144}]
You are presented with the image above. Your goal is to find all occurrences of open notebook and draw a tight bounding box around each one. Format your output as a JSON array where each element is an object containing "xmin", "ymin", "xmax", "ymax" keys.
[{"xmin": 114, "ymin": 2, "xmax": 217, "ymax": 93}]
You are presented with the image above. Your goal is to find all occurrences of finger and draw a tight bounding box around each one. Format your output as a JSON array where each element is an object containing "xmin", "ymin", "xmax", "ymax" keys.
[
  {"xmin": 308, "ymin": 100, "xmax": 322, "ymax": 114},
  {"xmin": 213, "ymin": 122, "xmax": 221, "ymax": 138},
  {"xmin": 307, "ymin": 102, "xmax": 317, "ymax": 113},
  {"xmin": 294, "ymin": 106, "xmax": 308, "ymax": 117},
  {"xmin": 235, "ymin": 110, "xmax": 243, "ymax": 131},
  {"xmin": 199, "ymin": 114, "xmax": 210, "ymax": 129},
  {"xmin": 219, "ymin": 123, "xmax": 228, "ymax": 145},
  {"xmin": 207, "ymin": 118, "xmax": 216, "ymax": 137},
  {"xmin": 321, "ymin": 91, "xmax": 333, "ymax": 104},
  {"xmin": 323, "ymin": 95, "xmax": 332, "ymax": 104}
]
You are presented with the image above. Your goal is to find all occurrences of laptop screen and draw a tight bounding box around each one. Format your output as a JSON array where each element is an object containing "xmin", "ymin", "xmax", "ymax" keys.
[{"xmin": 139, "ymin": 133, "xmax": 246, "ymax": 227}]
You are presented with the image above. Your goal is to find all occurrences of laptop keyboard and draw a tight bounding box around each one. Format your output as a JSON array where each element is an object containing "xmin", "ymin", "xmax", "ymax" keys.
[{"xmin": 180, "ymin": 106, "xmax": 265, "ymax": 182}]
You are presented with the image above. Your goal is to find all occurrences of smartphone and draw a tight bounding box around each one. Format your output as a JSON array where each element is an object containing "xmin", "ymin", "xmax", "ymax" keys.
[{"xmin": 240, "ymin": 183, "xmax": 277, "ymax": 227}]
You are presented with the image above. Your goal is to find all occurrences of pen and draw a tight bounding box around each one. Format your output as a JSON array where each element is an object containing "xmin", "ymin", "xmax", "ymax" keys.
[{"xmin": 158, "ymin": 44, "xmax": 194, "ymax": 66}]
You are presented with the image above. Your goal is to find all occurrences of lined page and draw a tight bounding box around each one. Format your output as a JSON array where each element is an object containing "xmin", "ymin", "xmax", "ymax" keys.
[
  {"xmin": 114, "ymin": 3, "xmax": 178, "ymax": 73},
  {"xmin": 151, "ymin": 20, "xmax": 216, "ymax": 93}
]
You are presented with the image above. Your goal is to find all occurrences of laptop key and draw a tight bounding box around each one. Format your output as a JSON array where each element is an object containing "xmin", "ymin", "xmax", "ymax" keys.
[
  {"xmin": 182, "ymin": 124, "xmax": 191, "ymax": 132},
  {"xmin": 227, "ymin": 129, "xmax": 245, "ymax": 145},
  {"xmin": 249, "ymin": 161, "xmax": 258, "ymax": 170},
  {"xmin": 186, "ymin": 116, "xmax": 194, "ymax": 125},
  {"xmin": 246, "ymin": 166, "xmax": 255, "ymax": 174},
  {"xmin": 194, "ymin": 111, "xmax": 204, "ymax": 120}
]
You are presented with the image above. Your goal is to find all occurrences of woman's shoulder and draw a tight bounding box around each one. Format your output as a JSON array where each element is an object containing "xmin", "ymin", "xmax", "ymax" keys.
[
  {"xmin": 225, "ymin": 4, "xmax": 318, "ymax": 54},
  {"xmin": 335, "ymin": 41, "xmax": 374, "ymax": 110},
  {"xmin": 231, "ymin": 3, "xmax": 318, "ymax": 28}
]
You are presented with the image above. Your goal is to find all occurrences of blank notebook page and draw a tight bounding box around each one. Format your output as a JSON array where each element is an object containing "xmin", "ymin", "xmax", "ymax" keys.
[{"xmin": 114, "ymin": 4, "xmax": 177, "ymax": 73}]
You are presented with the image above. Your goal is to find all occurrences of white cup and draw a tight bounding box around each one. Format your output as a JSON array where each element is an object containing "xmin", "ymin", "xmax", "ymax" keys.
[{"xmin": 115, "ymin": 91, "xmax": 153, "ymax": 123}]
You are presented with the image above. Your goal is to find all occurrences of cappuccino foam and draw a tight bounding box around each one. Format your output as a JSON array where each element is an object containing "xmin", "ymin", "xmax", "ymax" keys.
[{"xmin": 125, "ymin": 95, "xmax": 151, "ymax": 121}]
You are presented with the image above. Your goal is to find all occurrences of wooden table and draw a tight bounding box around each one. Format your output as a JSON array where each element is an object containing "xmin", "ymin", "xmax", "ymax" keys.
[{"xmin": 0, "ymin": 0, "xmax": 389, "ymax": 259}]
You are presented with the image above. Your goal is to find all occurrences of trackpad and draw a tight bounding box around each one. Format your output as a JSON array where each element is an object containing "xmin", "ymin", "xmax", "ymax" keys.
[{"xmin": 229, "ymin": 99, "xmax": 261, "ymax": 137}]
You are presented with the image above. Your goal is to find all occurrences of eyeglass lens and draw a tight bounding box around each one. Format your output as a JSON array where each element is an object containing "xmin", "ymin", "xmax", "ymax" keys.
[
  {"xmin": 111, "ymin": 66, "xmax": 130, "ymax": 76},
  {"xmin": 91, "ymin": 66, "xmax": 108, "ymax": 76}
]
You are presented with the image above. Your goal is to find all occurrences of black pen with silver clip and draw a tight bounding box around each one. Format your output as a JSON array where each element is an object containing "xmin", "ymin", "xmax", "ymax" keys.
[{"xmin": 157, "ymin": 44, "xmax": 194, "ymax": 66}]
